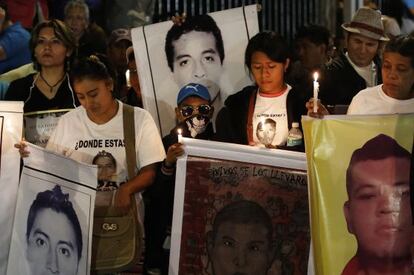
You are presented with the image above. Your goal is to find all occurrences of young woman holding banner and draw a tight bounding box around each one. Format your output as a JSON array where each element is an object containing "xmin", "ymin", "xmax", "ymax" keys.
[{"xmin": 16, "ymin": 54, "xmax": 166, "ymax": 273}]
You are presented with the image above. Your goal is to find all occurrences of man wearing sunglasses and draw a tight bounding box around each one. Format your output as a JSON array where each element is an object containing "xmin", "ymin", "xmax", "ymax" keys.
[{"xmin": 144, "ymin": 83, "xmax": 215, "ymax": 274}]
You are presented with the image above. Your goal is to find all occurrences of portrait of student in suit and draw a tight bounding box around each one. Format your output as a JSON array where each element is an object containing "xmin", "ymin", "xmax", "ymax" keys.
[{"xmin": 342, "ymin": 134, "xmax": 414, "ymax": 275}]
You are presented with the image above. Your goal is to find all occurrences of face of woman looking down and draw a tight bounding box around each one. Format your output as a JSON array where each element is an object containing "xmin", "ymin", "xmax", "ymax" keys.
[
  {"xmin": 250, "ymin": 51, "xmax": 289, "ymax": 95},
  {"xmin": 74, "ymin": 78, "xmax": 119, "ymax": 124}
]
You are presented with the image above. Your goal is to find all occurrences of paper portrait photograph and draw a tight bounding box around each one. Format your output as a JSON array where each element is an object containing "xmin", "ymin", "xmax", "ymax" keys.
[
  {"xmin": 6, "ymin": 144, "xmax": 97, "ymax": 275},
  {"xmin": 302, "ymin": 114, "xmax": 414, "ymax": 275},
  {"xmin": 0, "ymin": 101, "xmax": 24, "ymax": 275},
  {"xmin": 131, "ymin": 5, "xmax": 259, "ymax": 135}
]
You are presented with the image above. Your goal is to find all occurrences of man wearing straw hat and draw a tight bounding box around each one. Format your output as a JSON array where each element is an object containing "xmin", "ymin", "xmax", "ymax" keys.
[{"xmin": 318, "ymin": 7, "xmax": 389, "ymax": 112}]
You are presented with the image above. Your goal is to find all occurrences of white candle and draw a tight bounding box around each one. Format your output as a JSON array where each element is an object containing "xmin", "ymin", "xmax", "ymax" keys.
[
  {"xmin": 313, "ymin": 72, "xmax": 319, "ymax": 113},
  {"xmin": 177, "ymin": 128, "xmax": 183, "ymax": 143},
  {"xmin": 125, "ymin": 69, "xmax": 131, "ymax": 87}
]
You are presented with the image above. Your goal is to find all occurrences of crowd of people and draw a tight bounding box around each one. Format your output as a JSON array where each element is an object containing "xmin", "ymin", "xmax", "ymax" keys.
[{"xmin": 3, "ymin": 0, "xmax": 414, "ymax": 274}]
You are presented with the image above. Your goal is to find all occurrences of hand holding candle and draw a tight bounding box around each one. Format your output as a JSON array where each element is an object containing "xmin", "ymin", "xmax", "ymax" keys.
[
  {"xmin": 313, "ymin": 72, "xmax": 319, "ymax": 113},
  {"xmin": 177, "ymin": 128, "xmax": 183, "ymax": 143}
]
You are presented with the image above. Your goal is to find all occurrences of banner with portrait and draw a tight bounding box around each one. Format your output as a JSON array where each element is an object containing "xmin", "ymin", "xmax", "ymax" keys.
[
  {"xmin": 24, "ymin": 109, "xmax": 71, "ymax": 148},
  {"xmin": 0, "ymin": 101, "xmax": 23, "ymax": 275},
  {"xmin": 131, "ymin": 5, "xmax": 259, "ymax": 136},
  {"xmin": 170, "ymin": 139, "xmax": 310, "ymax": 274},
  {"xmin": 6, "ymin": 144, "xmax": 97, "ymax": 275},
  {"xmin": 302, "ymin": 114, "xmax": 414, "ymax": 275}
]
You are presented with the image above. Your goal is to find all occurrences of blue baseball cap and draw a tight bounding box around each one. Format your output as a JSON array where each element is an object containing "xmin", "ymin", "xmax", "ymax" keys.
[{"xmin": 177, "ymin": 83, "xmax": 211, "ymax": 105}]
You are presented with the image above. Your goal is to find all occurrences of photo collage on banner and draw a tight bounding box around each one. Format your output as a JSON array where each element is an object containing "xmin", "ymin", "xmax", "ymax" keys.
[
  {"xmin": 0, "ymin": 101, "xmax": 24, "ymax": 275},
  {"xmin": 131, "ymin": 5, "xmax": 259, "ymax": 136},
  {"xmin": 302, "ymin": 114, "xmax": 414, "ymax": 275},
  {"xmin": 6, "ymin": 144, "xmax": 97, "ymax": 275},
  {"xmin": 171, "ymin": 139, "xmax": 310, "ymax": 274}
]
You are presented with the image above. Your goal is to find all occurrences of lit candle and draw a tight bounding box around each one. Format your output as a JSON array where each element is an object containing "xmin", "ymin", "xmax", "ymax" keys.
[
  {"xmin": 313, "ymin": 72, "xmax": 319, "ymax": 113},
  {"xmin": 125, "ymin": 69, "xmax": 131, "ymax": 87},
  {"xmin": 177, "ymin": 128, "xmax": 183, "ymax": 143}
]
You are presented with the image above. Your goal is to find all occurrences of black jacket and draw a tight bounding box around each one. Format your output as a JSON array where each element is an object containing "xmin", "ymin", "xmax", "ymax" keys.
[
  {"xmin": 4, "ymin": 73, "xmax": 79, "ymax": 113},
  {"xmin": 215, "ymin": 85, "xmax": 306, "ymax": 147},
  {"xmin": 319, "ymin": 52, "xmax": 382, "ymax": 107}
]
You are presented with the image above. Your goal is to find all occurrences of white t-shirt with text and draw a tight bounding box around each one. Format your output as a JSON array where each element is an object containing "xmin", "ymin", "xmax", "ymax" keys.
[
  {"xmin": 46, "ymin": 101, "xmax": 166, "ymax": 223},
  {"xmin": 252, "ymin": 85, "xmax": 291, "ymax": 147}
]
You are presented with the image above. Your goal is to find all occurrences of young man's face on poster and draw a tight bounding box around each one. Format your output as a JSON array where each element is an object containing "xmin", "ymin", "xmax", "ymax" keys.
[
  {"xmin": 26, "ymin": 208, "xmax": 80, "ymax": 275},
  {"xmin": 257, "ymin": 121, "xmax": 276, "ymax": 146},
  {"xmin": 344, "ymin": 156, "xmax": 413, "ymax": 260},
  {"xmin": 208, "ymin": 221, "xmax": 274, "ymax": 275},
  {"xmin": 95, "ymin": 156, "xmax": 116, "ymax": 181},
  {"xmin": 172, "ymin": 30, "xmax": 223, "ymax": 100}
]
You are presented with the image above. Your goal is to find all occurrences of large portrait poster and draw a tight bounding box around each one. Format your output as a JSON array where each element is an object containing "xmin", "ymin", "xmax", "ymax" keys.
[
  {"xmin": 171, "ymin": 139, "xmax": 310, "ymax": 274},
  {"xmin": 132, "ymin": 5, "xmax": 259, "ymax": 136},
  {"xmin": 24, "ymin": 109, "xmax": 71, "ymax": 148},
  {"xmin": 302, "ymin": 114, "xmax": 414, "ymax": 275},
  {"xmin": 6, "ymin": 144, "xmax": 97, "ymax": 275},
  {"xmin": 0, "ymin": 101, "xmax": 23, "ymax": 275}
]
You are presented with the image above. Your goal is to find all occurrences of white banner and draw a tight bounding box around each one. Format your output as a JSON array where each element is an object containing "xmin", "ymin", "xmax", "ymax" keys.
[
  {"xmin": 132, "ymin": 5, "xmax": 259, "ymax": 136},
  {"xmin": 0, "ymin": 101, "xmax": 23, "ymax": 275},
  {"xmin": 6, "ymin": 144, "xmax": 97, "ymax": 275}
]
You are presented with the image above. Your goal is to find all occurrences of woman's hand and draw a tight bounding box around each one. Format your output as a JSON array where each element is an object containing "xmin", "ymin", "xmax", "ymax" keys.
[
  {"xmin": 306, "ymin": 98, "xmax": 329, "ymax": 118},
  {"xmin": 114, "ymin": 185, "xmax": 132, "ymax": 214},
  {"xmin": 14, "ymin": 140, "xmax": 30, "ymax": 158},
  {"xmin": 165, "ymin": 142, "xmax": 185, "ymax": 167}
]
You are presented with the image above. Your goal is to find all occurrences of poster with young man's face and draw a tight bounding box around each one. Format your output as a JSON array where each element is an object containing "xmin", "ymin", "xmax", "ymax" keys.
[
  {"xmin": 131, "ymin": 5, "xmax": 259, "ymax": 136},
  {"xmin": 0, "ymin": 101, "xmax": 23, "ymax": 275},
  {"xmin": 302, "ymin": 114, "xmax": 414, "ymax": 275},
  {"xmin": 170, "ymin": 139, "xmax": 310, "ymax": 274},
  {"xmin": 6, "ymin": 144, "xmax": 97, "ymax": 275}
]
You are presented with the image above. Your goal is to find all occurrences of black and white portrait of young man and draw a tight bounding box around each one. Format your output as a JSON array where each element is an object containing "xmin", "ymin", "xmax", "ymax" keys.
[
  {"xmin": 6, "ymin": 144, "xmax": 96, "ymax": 275},
  {"xmin": 132, "ymin": 5, "xmax": 259, "ymax": 136}
]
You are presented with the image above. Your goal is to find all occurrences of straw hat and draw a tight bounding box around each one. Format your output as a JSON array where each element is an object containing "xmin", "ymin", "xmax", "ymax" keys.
[{"xmin": 342, "ymin": 7, "xmax": 389, "ymax": 41}]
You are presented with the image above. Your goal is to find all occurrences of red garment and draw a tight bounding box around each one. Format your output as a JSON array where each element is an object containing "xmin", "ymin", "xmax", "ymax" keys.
[
  {"xmin": 342, "ymin": 256, "xmax": 361, "ymax": 275},
  {"xmin": 6, "ymin": 0, "xmax": 49, "ymax": 29}
]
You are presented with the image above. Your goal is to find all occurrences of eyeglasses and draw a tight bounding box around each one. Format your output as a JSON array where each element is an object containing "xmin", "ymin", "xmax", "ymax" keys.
[{"xmin": 180, "ymin": 104, "xmax": 212, "ymax": 117}]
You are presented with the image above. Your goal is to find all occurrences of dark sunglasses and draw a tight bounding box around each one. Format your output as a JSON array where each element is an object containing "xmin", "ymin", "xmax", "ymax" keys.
[{"xmin": 180, "ymin": 104, "xmax": 212, "ymax": 117}]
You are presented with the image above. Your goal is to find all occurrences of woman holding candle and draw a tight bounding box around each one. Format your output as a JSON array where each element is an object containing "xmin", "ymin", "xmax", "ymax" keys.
[
  {"xmin": 307, "ymin": 34, "xmax": 414, "ymax": 116},
  {"xmin": 215, "ymin": 31, "xmax": 306, "ymax": 149}
]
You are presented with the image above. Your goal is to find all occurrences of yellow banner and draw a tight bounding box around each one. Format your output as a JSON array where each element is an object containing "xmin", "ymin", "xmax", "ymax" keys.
[{"xmin": 302, "ymin": 114, "xmax": 414, "ymax": 275}]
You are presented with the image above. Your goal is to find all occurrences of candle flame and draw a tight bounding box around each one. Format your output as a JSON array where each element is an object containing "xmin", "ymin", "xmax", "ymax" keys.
[
  {"xmin": 125, "ymin": 70, "xmax": 131, "ymax": 87},
  {"xmin": 313, "ymin": 72, "xmax": 319, "ymax": 81},
  {"xmin": 177, "ymin": 128, "xmax": 182, "ymax": 135}
]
